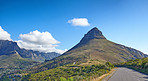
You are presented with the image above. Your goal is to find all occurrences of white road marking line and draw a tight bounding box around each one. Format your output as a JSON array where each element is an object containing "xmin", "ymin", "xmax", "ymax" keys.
[{"xmin": 137, "ymin": 79, "xmax": 140, "ymax": 81}]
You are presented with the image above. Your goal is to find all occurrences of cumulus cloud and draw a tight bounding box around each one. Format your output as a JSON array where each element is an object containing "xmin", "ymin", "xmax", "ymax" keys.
[
  {"xmin": 17, "ymin": 30, "xmax": 66, "ymax": 54},
  {"xmin": 0, "ymin": 26, "xmax": 12, "ymax": 41},
  {"xmin": 68, "ymin": 18, "xmax": 90, "ymax": 26}
]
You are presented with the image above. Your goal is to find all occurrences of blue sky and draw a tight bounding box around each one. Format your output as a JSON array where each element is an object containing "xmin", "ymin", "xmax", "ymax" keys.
[{"xmin": 0, "ymin": 0, "xmax": 148, "ymax": 54}]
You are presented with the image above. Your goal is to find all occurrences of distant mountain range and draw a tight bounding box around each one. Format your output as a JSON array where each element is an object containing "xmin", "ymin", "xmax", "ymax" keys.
[
  {"xmin": 31, "ymin": 27, "xmax": 147, "ymax": 72},
  {"xmin": 0, "ymin": 40, "xmax": 60, "ymax": 62},
  {"xmin": 0, "ymin": 40, "xmax": 61, "ymax": 76}
]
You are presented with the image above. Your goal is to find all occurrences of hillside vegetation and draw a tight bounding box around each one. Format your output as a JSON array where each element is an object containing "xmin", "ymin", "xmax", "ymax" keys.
[
  {"xmin": 0, "ymin": 52, "xmax": 38, "ymax": 81},
  {"xmin": 0, "ymin": 53, "xmax": 37, "ymax": 69},
  {"xmin": 116, "ymin": 57, "xmax": 148, "ymax": 74},
  {"xmin": 22, "ymin": 62, "xmax": 114, "ymax": 81}
]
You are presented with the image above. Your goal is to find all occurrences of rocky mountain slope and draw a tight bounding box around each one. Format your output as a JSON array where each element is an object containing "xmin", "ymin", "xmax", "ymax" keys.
[
  {"xmin": 65, "ymin": 27, "xmax": 147, "ymax": 63},
  {"xmin": 31, "ymin": 27, "xmax": 147, "ymax": 72}
]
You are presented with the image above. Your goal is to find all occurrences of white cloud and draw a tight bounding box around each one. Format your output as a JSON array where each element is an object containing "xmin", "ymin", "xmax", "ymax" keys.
[
  {"xmin": 17, "ymin": 30, "xmax": 66, "ymax": 54},
  {"xmin": 0, "ymin": 26, "xmax": 12, "ymax": 41},
  {"xmin": 68, "ymin": 18, "xmax": 90, "ymax": 26}
]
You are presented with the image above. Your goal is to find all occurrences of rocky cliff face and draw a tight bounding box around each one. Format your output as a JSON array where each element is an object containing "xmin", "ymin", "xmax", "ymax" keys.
[
  {"xmin": 18, "ymin": 49, "xmax": 60, "ymax": 62},
  {"xmin": 0, "ymin": 40, "xmax": 20, "ymax": 55},
  {"xmin": 80, "ymin": 27, "xmax": 106, "ymax": 41}
]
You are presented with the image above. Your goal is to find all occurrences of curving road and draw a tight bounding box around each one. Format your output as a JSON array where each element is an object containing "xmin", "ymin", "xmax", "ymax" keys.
[{"xmin": 108, "ymin": 67, "xmax": 148, "ymax": 81}]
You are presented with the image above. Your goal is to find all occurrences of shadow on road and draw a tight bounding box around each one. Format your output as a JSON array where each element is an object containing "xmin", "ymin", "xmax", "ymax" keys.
[
  {"xmin": 140, "ymin": 76, "xmax": 148, "ymax": 79},
  {"xmin": 140, "ymin": 77, "xmax": 148, "ymax": 81}
]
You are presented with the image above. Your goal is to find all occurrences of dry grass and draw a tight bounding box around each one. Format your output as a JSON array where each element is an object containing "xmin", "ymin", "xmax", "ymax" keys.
[{"xmin": 91, "ymin": 68, "xmax": 116, "ymax": 81}]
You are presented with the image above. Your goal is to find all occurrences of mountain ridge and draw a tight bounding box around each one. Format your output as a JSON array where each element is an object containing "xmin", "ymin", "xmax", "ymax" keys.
[{"xmin": 0, "ymin": 40, "xmax": 60, "ymax": 62}]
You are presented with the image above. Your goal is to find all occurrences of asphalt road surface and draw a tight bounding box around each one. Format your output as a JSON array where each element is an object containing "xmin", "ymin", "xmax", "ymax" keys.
[{"xmin": 108, "ymin": 67, "xmax": 148, "ymax": 81}]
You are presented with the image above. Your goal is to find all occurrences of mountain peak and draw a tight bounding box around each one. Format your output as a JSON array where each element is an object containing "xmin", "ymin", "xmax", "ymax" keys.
[
  {"xmin": 68, "ymin": 27, "xmax": 106, "ymax": 50},
  {"xmin": 80, "ymin": 27, "xmax": 106, "ymax": 43},
  {"xmin": 90, "ymin": 27, "xmax": 98, "ymax": 30},
  {"xmin": 87, "ymin": 27, "xmax": 105, "ymax": 38}
]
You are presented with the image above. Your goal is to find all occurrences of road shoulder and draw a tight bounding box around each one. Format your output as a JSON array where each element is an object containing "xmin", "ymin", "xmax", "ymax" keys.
[{"xmin": 92, "ymin": 68, "xmax": 117, "ymax": 81}]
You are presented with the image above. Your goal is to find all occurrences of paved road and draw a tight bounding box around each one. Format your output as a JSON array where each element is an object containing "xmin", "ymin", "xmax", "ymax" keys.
[{"xmin": 108, "ymin": 67, "xmax": 148, "ymax": 81}]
